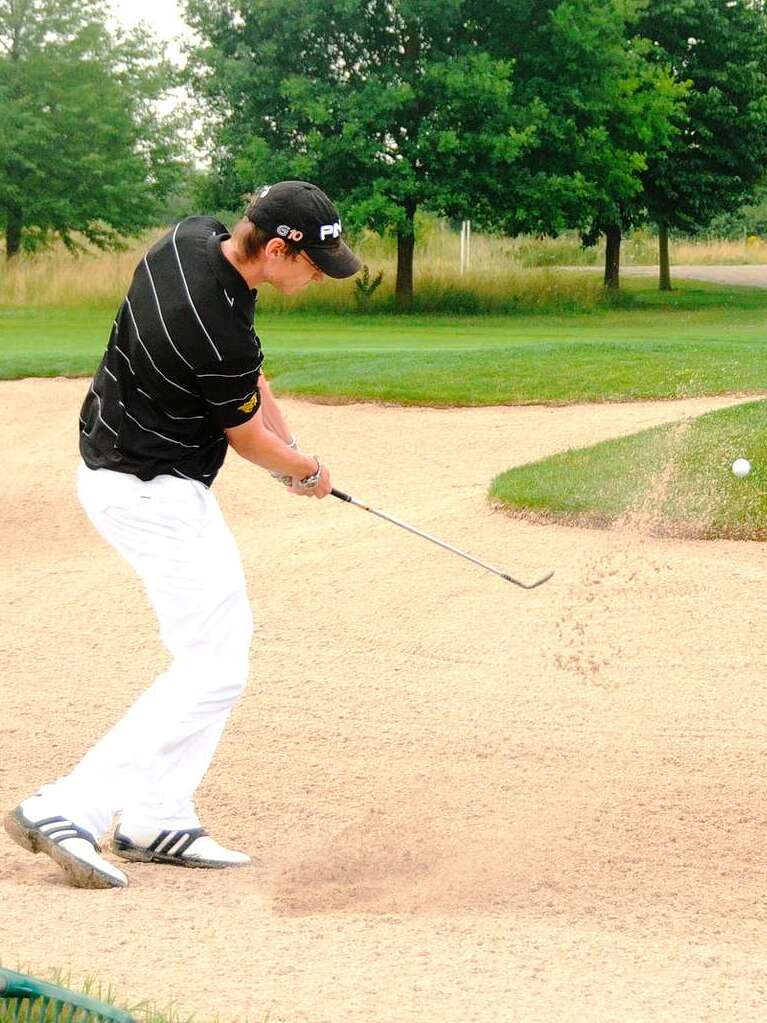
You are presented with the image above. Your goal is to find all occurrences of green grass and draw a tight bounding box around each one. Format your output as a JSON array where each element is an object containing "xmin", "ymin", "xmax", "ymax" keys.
[
  {"xmin": 0, "ymin": 967, "xmax": 268, "ymax": 1023},
  {"xmin": 490, "ymin": 399, "xmax": 767, "ymax": 540},
  {"xmin": 2, "ymin": 278, "xmax": 767, "ymax": 406},
  {"xmin": 0, "ymin": 969, "xmax": 185, "ymax": 1023}
]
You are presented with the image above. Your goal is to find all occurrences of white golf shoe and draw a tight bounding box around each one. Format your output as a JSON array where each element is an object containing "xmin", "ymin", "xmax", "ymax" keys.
[
  {"xmin": 111, "ymin": 825, "xmax": 250, "ymax": 868},
  {"xmin": 4, "ymin": 799, "xmax": 128, "ymax": 889}
]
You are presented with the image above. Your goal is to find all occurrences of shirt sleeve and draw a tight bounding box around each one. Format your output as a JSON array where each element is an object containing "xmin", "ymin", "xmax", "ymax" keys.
[{"xmin": 196, "ymin": 354, "xmax": 263, "ymax": 429}]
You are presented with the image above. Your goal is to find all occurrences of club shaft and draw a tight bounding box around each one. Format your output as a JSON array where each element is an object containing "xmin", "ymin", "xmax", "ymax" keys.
[{"xmin": 331, "ymin": 488, "xmax": 550, "ymax": 588}]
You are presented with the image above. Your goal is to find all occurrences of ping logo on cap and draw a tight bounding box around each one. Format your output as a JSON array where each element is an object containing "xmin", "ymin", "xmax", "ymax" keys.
[{"xmin": 320, "ymin": 221, "xmax": 342, "ymax": 241}]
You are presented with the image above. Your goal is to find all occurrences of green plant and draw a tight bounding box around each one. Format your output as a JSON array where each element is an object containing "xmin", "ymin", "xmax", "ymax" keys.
[{"xmin": 353, "ymin": 265, "xmax": 384, "ymax": 309}]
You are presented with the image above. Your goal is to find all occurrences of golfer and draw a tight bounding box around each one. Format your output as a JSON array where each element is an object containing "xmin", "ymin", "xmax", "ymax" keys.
[{"xmin": 5, "ymin": 181, "xmax": 361, "ymax": 888}]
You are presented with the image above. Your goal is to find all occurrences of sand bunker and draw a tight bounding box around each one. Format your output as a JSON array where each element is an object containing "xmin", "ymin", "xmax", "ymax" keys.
[{"xmin": 2, "ymin": 380, "xmax": 766, "ymax": 1023}]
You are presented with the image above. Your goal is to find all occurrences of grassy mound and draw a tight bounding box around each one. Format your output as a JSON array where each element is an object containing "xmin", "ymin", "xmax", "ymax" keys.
[{"xmin": 490, "ymin": 400, "xmax": 767, "ymax": 540}]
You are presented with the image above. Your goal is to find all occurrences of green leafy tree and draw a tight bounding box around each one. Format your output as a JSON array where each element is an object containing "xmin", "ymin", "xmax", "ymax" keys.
[
  {"xmin": 707, "ymin": 179, "xmax": 767, "ymax": 238},
  {"xmin": 637, "ymin": 0, "xmax": 767, "ymax": 289},
  {"xmin": 472, "ymin": 0, "xmax": 684, "ymax": 288},
  {"xmin": 183, "ymin": 0, "xmax": 546, "ymax": 307},
  {"xmin": 0, "ymin": 0, "xmax": 185, "ymax": 258}
]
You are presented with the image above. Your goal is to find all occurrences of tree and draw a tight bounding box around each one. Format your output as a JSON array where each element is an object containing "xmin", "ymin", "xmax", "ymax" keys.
[
  {"xmin": 0, "ymin": 0, "xmax": 185, "ymax": 258},
  {"xmin": 183, "ymin": 0, "xmax": 544, "ymax": 307},
  {"xmin": 707, "ymin": 179, "xmax": 767, "ymax": 239},
  {"xmin": 637, "ymin": 0, "xmax": 767, "ymax": 289},
  {"xmin": 473, "ymin": 0, "xmax": 684, "ymax": 289}
]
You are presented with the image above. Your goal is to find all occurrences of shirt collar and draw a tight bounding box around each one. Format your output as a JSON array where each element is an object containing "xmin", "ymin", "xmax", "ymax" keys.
[{"xmin": 206, "ymin": 232, "xmax": 257, "ymax": 314}]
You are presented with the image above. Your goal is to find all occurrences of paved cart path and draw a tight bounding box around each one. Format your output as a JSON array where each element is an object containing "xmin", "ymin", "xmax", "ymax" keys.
[{"xmin": 1, "ymin": 380, "xmax": 766, "ymax": 1023}]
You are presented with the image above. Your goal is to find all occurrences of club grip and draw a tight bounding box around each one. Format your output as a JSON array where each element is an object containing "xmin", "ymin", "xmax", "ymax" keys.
[{"xmin": 331, "ymin": 488, "xmax": 352, "ymax": 502}]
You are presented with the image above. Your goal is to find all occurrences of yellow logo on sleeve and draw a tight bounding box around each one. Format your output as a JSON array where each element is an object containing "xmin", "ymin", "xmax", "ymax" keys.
[{"xmin": 238, "ymin": 390, "xmax": 260, "ymax": 414}]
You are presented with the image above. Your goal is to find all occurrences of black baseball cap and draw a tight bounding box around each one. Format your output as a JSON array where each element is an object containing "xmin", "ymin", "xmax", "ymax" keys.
[{"xmin": 245, "ymin": 180, "xmax": 362, "ymax": 279}]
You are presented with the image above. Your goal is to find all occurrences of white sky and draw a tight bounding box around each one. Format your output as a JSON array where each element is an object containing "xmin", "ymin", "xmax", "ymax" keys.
[
  {"xmin": 108, "ymin": 0, "xmax": 193, "ymax": 62},
  {"xmin": 108, "ymin": 0, "xmax": 205, "ymax": 159}
]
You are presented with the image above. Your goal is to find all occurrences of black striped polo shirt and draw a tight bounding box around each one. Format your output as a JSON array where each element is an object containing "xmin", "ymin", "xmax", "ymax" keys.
[{"xmin": 79, "ymin": 216, "xmax": 263, "ymax": 486}]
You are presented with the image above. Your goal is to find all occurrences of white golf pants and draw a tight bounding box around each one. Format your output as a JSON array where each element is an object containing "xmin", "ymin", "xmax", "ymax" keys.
[{"xmin": 38, "ymin": 461, "xmax": 253, "ymax": 840}]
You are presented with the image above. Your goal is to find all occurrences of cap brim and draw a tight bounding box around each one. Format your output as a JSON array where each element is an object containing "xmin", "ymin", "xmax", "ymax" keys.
[{"xmin": 304, "ymin": 240, "xmax": 362, "ymax": 279}]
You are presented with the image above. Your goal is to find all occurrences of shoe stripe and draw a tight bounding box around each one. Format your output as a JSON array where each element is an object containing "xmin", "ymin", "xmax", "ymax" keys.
[
  {"xmin": 156, "ymin": 829, "xmax": 206, "ymax": 856},
  {"xmin": 118, "ymin": 826, "xmax": 210, "ymax": 860},
  {"xmin": 48, "ymin": 827, "xmax": 79, "ymax": 841},
  {"xmin": 164, "ymin": 834, "xmax": 189, "ymax": 857},
  {"xmin": 147, "ymin": 830, "xmax": 172, "ymax": 853},
  {"xmin": 31, "ymin": 816, "xmax": 98, "ymax": 847},
  {"xmin": 39, "ymin": 821, "xmax": 73, "ymax": 834},
  {"xmin": 174, "ymin": 832, "xmax": 203, "ymax": 858},
  {"xmin": 156, "ymin": 831, "xmax": 188, "ymax": 854}
]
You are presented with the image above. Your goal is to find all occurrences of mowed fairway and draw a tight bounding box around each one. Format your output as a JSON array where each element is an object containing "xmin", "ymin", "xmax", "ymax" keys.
[
  {"xmin": 2, "ymin": 378, "xmax": 766, "ymax": 1023},
  {"xmin": 3, "ymin": 277, "xmax": 767, "ymax": 403}
]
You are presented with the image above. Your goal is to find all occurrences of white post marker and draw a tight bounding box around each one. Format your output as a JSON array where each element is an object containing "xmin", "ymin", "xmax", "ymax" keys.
[{"xmin": 460, "ymin": 220, "xmax": 472, "ymax": 275}]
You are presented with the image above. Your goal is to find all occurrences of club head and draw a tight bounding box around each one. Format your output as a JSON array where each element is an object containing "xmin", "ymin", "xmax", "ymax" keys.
[{"xmin": 502, "ymin": 570, "xmax": 554, "ymax": 590}]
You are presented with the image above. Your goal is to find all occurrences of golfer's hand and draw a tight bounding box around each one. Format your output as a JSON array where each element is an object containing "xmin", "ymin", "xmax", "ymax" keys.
[{"xmin": 288, "ymin": 463, "xmax": 332, "ymax": 499}]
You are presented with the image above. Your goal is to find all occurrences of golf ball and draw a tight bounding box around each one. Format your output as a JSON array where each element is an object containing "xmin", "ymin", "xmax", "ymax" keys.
[{"xmin": 732, "ymin": 458, "xmax": 752, "ymax": 478}]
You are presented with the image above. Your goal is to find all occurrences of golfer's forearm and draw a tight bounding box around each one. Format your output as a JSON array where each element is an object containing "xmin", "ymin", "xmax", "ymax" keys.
[
  {"xmin": 257, "ymin": 375, "xmax": 293, "ymax": 443},
  {"xmin": 225, "ymin": 416, "xmax": 316, "ymax": 477}
]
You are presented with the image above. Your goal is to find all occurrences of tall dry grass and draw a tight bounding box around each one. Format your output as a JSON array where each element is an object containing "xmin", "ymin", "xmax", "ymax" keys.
[
  {"xmin": 671, "ymin": 236, "xmax": 767, "ymax": 264},
  {"xmin": 0, "ymin": 222, "xmax": 606, "ymax": 313},
  {"xmin": 510, "ymin": 227, "xmax": 767, "ymax": 267},
  {"xmin": 1, "ymin": 219, "xmax": 765, "ymax": 312},
  {"xmin": 0, "ymin": 230, "xmax": 166, "ymax": 308}
]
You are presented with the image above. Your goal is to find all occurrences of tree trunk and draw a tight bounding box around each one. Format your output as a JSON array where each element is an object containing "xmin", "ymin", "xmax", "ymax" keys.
[
  {"xmin": 658, "ymin": 222, "xmax": 672, "ymax": 291},
  {"xmin": 5, "ymin": 208, "xmax": 22, "ymax": 259},
  {"xmin": 603, "ymin": 225, "xmax": 621, "ymax": 290},
  {"xmin": 395, "ymin": 203, "xmax": 416, "ymax": 309}
]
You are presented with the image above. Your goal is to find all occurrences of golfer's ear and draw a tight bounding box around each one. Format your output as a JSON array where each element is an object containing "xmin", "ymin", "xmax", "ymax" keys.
[{"xmin": 264, "ymin": 237, "xmax": 288, "ymax": 259}]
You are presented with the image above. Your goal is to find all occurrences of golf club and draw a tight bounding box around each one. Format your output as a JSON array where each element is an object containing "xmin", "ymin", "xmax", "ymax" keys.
[{"xmin": 331, "ymin": 488, "xmax": 554, "ymax": 590}]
